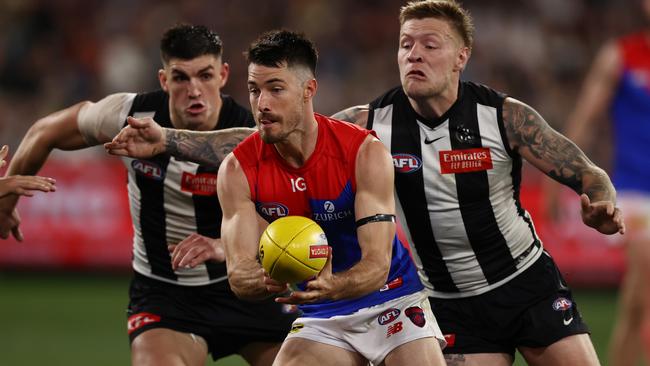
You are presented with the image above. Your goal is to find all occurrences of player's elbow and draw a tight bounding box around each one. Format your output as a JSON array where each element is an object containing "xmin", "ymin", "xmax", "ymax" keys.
[{"xmin": 25, "ymin": 118, "xmax": 56, "ymax": 149}]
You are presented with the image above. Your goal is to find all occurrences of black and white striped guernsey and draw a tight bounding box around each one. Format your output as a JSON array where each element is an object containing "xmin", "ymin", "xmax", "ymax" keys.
[
  {"xmin": 368, "ymin": 82, "xmax": 543, "ymax": 298},
  {"xmin": 126, "ymin": 90, "xmax": 254, "ymax": 286}
]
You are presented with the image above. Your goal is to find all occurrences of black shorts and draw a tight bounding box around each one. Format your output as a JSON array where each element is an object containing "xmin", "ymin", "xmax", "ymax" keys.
[
  {"xmin": 127, "ymin": 272, "xmax": 298, "ymax": 360},
  {"xmin": 429, "ymin": 252, "xmax": 589, "ymax": 357}
]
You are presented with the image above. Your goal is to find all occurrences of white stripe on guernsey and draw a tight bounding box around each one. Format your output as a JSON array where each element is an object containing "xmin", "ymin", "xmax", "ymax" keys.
[
  {"xmin": 373, "ymin": 106, "xmax": 429, "ymax": 283},
  {"xmin": 476, "ymin": 104, "xmax": 541, "ymax": 269},
  {"xmin": 373, "ymin": 105, "xmax": 433, "ymax": 291},
  {"xmin": 417, "ymin": 120, "xmax": 487, "ymax": 293},
  {"xmin": 125, "ymin": 157, "xmax": 149, "ymax": 278},
  {"xmin": 163, "ymin": 158, "xmax": 212, "ymax": 286}
]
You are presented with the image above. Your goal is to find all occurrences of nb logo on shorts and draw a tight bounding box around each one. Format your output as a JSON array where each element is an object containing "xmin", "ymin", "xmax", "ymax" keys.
[{"xmin": 386, "ymin": 321, "xmax": 403, "ymax": 338}]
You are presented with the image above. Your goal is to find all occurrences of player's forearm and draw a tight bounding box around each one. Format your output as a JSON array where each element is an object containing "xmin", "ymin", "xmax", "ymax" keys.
[
  {"xmin": 330, "ymin": 257, "xmax": 390, "ymax": 300},
  {"xmin": 580, "ymin": 165, "xmax": 617, "ymax": 203},
  {"xmin": 165, "ymin": 127, "xmax": 254, "ymax": 167},
  {"xmin": 9, "ymin": 103, "xmax": 89, "ymax": 176},
  {"xmin": 227, "ymin": 258, "xmax": 272, "ymax": 301}
]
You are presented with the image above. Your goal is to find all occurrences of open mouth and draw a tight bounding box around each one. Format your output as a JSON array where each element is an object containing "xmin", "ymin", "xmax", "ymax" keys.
[
  {"xmin": 407, "ymin": 70, "xmax": 426, "ymax": 78},
  {"xmin": 186, "ymin": 102, "xmax": 206, "ymax": 114}
]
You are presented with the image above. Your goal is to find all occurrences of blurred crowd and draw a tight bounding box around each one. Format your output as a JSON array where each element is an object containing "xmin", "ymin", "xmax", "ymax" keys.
[{"xmin": 0, "ymin": 0, "xmax": 645, "ymax": 165}]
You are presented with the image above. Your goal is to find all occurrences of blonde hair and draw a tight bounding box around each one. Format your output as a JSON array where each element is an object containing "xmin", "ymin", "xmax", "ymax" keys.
[{"xmin": 400, "ymin": 0, "xmax": 474, "ymax": 49}]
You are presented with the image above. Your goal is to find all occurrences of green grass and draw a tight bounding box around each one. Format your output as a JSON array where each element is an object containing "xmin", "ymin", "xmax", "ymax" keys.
[{"xmin": 0, "ymin": 273, "xmax": 623, "ymax": 365}]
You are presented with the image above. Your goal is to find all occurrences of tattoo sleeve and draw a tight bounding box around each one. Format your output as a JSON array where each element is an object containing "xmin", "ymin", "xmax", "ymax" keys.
[
  {"xmin": 331, "ymin": 105, "xmax": 370, "ymax": 128},
  {"xmin": 502, "ymin": 98, "xmax": 616, "ymax": 202},
  {"xmin": 165, "ymin": 127, "xmax": 255, "ymax": 168},
  {"xmin": 444, "ymin": 354, "xmax": 466, "ymax": 366}
]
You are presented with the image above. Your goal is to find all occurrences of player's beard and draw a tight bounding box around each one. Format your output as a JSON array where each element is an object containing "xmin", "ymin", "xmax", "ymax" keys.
[{"xmin": 259, "ymin": 103, "xmax": 304, "ymax": 144}]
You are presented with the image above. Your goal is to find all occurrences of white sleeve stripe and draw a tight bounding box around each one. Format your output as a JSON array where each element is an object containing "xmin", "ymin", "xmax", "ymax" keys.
[{"xmin": 77, "ymin": 93, "xmax": 137, "ymax": 145}]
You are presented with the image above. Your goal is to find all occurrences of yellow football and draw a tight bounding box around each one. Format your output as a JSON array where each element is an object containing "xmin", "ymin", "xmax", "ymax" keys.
[{"xmin": 259, "ymin": 216, "xmax": 329, "ymax": 284}]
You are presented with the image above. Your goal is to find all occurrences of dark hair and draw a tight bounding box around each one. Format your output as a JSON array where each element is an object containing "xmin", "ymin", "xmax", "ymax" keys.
[
  {"xmin": 400, "ymin": 0, "xmax": 474, "ymax": 49},
  {"xmin": 160, "ymin": 24, "xmax": 223, "ymax": 64},
  {"xmin": 246, "ymin": 30, "xmax": 318, "ymax": 76}
]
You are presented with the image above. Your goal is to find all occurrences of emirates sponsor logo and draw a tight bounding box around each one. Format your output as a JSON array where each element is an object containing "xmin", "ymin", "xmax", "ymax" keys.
[
  {"xmin": 127, "ymin": 312, "xmax": 161, "ymax": 334},
  {"xmin": 439, "ymin": 148, "xmax": 492, "ymax": 174},
  {"xmin": 180, "ymin": 172, "xmax": 217, "ymax": 196},
  {"xmin": 309, "ymin": 245, "xmax": 329, "ymax": 258}
]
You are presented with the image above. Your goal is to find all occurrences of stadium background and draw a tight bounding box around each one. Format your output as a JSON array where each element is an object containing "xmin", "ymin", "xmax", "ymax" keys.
[{"xmin": 0, "ymin": 0, "xmax": 645, "ymax": 365}]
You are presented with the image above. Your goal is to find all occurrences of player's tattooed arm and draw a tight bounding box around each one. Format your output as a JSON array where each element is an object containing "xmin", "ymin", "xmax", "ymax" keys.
[
  {"xmin": 444, "ymin": 354, "xmax": 467, "ymax": 366},
  {"xmin": 165, "ymin": 127, "xmax": 255, "ymax": 167},
  {"xmin": 331, "ymin": 105, "xmax": 370, "ymax": 129},
  {"xmin": 502, "ymin": 97, "xmax": 616, "ymax": 203}
]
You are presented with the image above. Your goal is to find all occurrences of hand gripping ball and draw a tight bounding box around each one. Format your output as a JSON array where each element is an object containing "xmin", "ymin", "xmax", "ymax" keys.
[{"xmin": 259, "ymin": 216, "xmax": 329, "ymax": 283}]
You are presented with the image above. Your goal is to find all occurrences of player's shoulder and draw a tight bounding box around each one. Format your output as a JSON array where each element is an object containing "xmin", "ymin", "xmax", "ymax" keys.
[
  {"xmin": 368, "ymin": 86, "xmax": 406, "ymax": 109},
  {"xmin": 460, "ymin": 80, "xmax": 507, "ymax": 107},
  {"xmin": 320, "ymin": 113, "xmax": 367, "ymax": 133},
  {"xmin": 131, "ymin": 90, "xmax": 168, "ymax": 111}
]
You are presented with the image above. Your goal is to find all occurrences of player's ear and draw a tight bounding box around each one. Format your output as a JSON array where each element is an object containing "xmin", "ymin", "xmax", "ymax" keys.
[
  {"xmin": 303, "ymin": 78, "xmax": 317, "ymax": 102},
  {"xmin": 158, "ymin": 69, "xmax": 169, "ymax": 92},
  {"xmin": 454, "ymin": 46, "xmax": 471, "ymax": 72},
  {"xmin": 219, "ymin": 61, "xmax": 230, "ymax": 88}
]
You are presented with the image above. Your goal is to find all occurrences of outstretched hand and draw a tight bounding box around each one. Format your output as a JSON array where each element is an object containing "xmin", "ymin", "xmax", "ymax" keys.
[
  {"xmin": 580, "ymin": 193, "xmax": 625, "ymax": 235},
  {"xmin": 104, "ymin": 116, "xmax": 167, "ymax": 158},
  {"xmin": 272, "ymin": 249, "xmax": 335, "ymax": 305},
  {"xmin": 168, "ymin": 233, "xmax": 226, "ymax": 270},
  {"xmin": 0, "ymin": 175, "xmax": 56, "ymax": 198}
]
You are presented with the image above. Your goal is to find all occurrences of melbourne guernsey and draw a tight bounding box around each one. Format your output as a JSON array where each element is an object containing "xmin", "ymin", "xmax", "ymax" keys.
[{"xmin": 233, "ymin": 113, "xmax": 423, "ymax": 318}]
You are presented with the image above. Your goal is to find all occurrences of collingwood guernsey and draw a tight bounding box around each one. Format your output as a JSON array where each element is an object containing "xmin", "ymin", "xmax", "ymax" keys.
[
  {"xmin": 78, "ymin": 90, "xmax": 254, "ymax": 286},
  {"xmin": 368, "ymin": 81, "xmax": 543, "ymax": 298}
]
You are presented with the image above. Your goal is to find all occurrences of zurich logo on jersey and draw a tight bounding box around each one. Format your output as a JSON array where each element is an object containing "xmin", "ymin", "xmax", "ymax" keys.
[
  {"xmin": 257, "ymin": 202, "xmax": 289, "ymax": 219},
  {"xmin": 131, "ymin": 160, "xmax": 164, "ymax": 180},
  {"xmin": 392, "ymin": 154, "xmax": 422, "ymax": 173},
  {"xmin": 324, "ymin": 201, "xmax": 335, "ymax": 213}
]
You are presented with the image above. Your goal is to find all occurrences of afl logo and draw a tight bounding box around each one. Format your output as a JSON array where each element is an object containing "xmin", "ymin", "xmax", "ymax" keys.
[
  {"xmin": 131, "ymin": 160, "xmax": 164, "ymax": 180},
  {"xmin": 392, "ymin": 154, "xmax": 422, "ymax": 173},
  {"xmin": 258, "ymin": 202, "xmax": 289, "ymax": 219},
  {"xmin": 552, "ymin": 297, "xmax": 573, "ymax": 311},
  {"xmin": 378, "ymin": 308, "xmax": 401, "ymax": 325}
]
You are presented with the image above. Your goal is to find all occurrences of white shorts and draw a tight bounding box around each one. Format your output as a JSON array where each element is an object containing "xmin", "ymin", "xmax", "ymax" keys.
[{"xmin": 285, "ymin": 290, "xmax": 445, "ymax": 365}]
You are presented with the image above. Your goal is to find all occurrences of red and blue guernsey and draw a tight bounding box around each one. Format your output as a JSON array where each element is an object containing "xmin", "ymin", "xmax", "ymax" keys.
[
  {"xmin": 612, "ymin": 33, "xmax": 650, "ymax": 193},
  {"xmin": 233, "ymin": 113, "xmax": 423, "ymax": 318}
]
